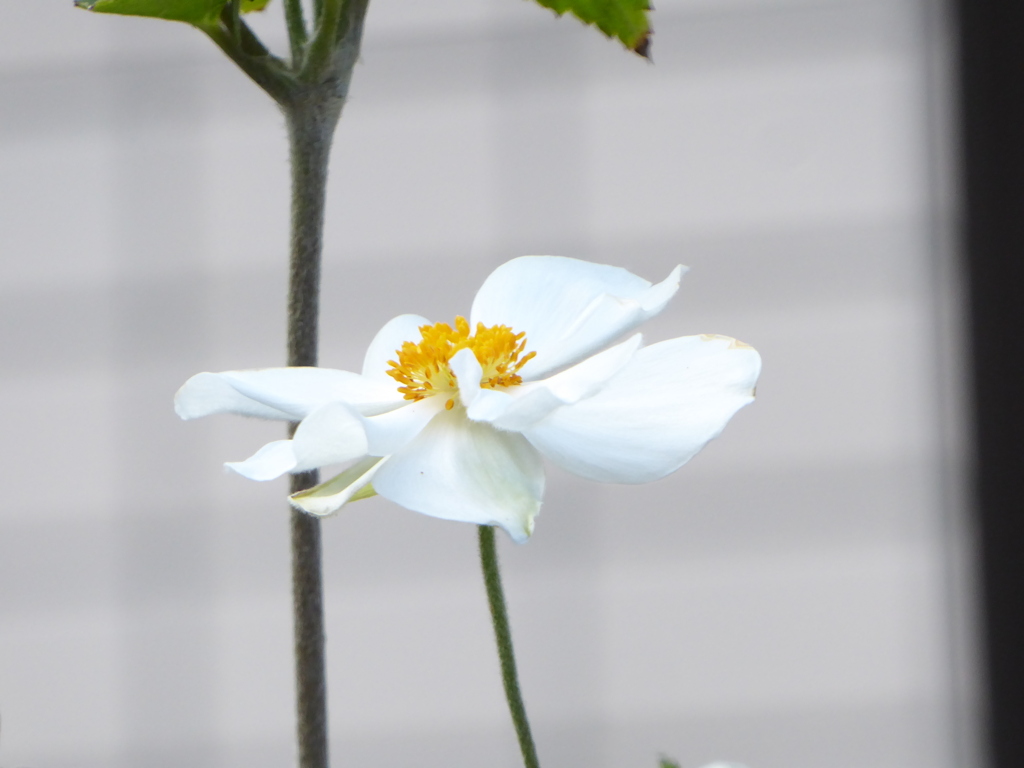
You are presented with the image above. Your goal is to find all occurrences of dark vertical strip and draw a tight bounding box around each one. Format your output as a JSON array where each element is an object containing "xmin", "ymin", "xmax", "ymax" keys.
[
  {"xmin": 282, "ymin": 3, "xmax": 368, "ymax": 761},
  {"xmin": 955, "ymin": 0, "xmax": 1024, "ymax": 765},
  {"xmin": 286, "ymin": 99, "xmax": 340, "ymax": 768}
]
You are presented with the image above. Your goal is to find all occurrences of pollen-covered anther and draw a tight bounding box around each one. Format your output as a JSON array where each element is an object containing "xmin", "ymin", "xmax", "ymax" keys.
[{"xmin": 386, "ymin": 316, "xmax": 536, "ymax": 401}]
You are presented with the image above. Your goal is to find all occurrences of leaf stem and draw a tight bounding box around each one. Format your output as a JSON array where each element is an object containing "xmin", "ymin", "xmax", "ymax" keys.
[
  {"xmin": 478, "ymin": 525, "xmax": 542, "ymax": 768},
  {"xmin": 227, "ymin": 0, "xmax": 242, "ymax": 48},
  {"xmin": 201, "ymin": 21, "xmax": 294, "ymax": 104},
  {"xmin": 301, "ymin": 0, "xmax": 343, "ymax": 83},
  {"xmin": 284, "ymin": 0, "xmax": 308, "ymax": 68}
]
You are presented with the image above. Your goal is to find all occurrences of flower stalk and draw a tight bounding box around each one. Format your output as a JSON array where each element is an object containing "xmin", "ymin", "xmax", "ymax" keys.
[
  {"xmin": 178, "ymin": 15, "xmax": 758, "ymax": 764},
  {"xmin": 478, "ymin": 525, "xmax": 542, "ymax": 768}
]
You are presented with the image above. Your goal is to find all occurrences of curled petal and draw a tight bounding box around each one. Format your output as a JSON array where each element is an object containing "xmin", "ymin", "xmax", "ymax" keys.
[
  {"xmin": 226, "ymin": 440, "xmax": 297, "ymax": 481},
  {"xmin": 290, "ymin": 456, "xmax": 387, "ymax": 517},
  {"xmin": 223, "ymin": 402, "xmax": 369, "ymax": 481},
  {"xmin": 361, "ymin": 314, "xmax": 433, "ymax": 382},
  {"xmin": 372, "ymin": 408, "xmax": 544, "ymax": 543},
  {"xmin": 175, "ymin": 368, "xmax": 403, "ymax": 421},
  {"xmin": 524, "ymin": 335, "xmax": 761, "ymax": 483},
  {"xmin": 467, "ymin": 334, "xmax": 642, "ymax": 432},
  {"xmin": 470, "ymin": 256, "xmax": 683, "ymax": 378},
  {"xmin": 175, "ymin": 372, "xmax": 294, "ymax": 421}
]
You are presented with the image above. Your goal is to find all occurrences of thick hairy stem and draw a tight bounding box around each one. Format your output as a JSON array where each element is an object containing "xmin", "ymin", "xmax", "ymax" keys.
[
  {"xmin": 287, "ymin": 101, "xmax": 339, "ymax": 370},
  {"xmin": 286, "ymin": 99, "xmax": 342, "ymax": 768},
  {"xmin": 478, "ymin": 526, "xmax": 542, "ymax": 768},
  {"xmin": 225, "ymin": 1, "xmax": 367, "ymax": 762}
]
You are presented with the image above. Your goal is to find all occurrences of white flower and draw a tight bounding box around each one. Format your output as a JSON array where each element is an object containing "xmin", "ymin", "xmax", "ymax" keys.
[{"xmin": 175, "ymin": 256, "xmax": 761, "ymax": 542}]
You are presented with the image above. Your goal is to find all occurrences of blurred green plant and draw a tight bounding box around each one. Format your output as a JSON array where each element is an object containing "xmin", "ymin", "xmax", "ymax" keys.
[
  {"xmin": 76, "ymin": 0, "xmax": 652, "ymax": 56},
  {"xmin": 536, "ymin": 0, "xmax": 651, "ymax": 56},
  {"xmin": 74, "ymin": 0, "xmax": 228, "ymax": 24}
]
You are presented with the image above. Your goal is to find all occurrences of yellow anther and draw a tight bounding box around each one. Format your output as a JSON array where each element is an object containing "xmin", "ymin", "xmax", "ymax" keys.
[{"xmin": 386, "ymin": 316, "xmax": 536, "ymax": 401}]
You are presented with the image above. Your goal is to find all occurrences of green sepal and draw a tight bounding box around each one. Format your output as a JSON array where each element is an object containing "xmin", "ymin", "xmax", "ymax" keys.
[
  {"xmin": 531, "ymin": 0, "xmax": 652, "ymax": 57},
  {"xmin": 658, "ymin": 759, "xmax": 681, "ymax": 768},
  {"xmin": 349, "ymin": 481, "xmax": 377, "ymax": 502},
  {"xmin": 290, "ymin": 456, "xmax": 382, "ymax": 517},
  {"xmin": 74, "ymin": 0, "xmax": 227, "ymax": 25},
  {"xmin": 241, "ymin": 0, "xmax": 271, "ymax": 11}
]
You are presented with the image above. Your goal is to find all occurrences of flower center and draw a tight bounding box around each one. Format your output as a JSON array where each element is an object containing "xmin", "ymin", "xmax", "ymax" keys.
[{"xmin": 386, "ymin": 316, "xmax": 536, "ymax": 406}]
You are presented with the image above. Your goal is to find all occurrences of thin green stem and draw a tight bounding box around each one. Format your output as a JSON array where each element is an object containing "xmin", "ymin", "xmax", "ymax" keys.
[
  {"xmin": 237, "ymin": 17, "xmax": 272, "ymax": 57},
  {"xmin": 284, "ymin": 0, "xmax": 308, "ymax": 69},
  {"xmin": 201, "ymin": 21, "xmax": 294, "ymax": 104},
  {"xmin": 227, "ymin": 0, "xmax": 242, "ymax": 47},
  {"xmin": 478, "ymin": 526, "xmax": 542, "ymax": 768},
  {"xmin": 290, "ymin": 471, "xmax": 327, "ymax": 768},
  {"xmin": 301, "ymin": 0, "xmax": 343, "ymax": 82}
]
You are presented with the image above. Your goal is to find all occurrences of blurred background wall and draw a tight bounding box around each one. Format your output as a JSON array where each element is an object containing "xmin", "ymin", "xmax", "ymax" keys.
[{"xmin": 0, "ymin": 0, "xmax": 977, "ymax": 766}]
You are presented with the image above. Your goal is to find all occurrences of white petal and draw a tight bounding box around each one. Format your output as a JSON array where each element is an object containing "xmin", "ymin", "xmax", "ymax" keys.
[
  {"xmin": 361, "ymin": 314, "xmax": 433, "ymax": 382},
  {"xmin": 450, "ymin": 347, "xmax": 484, "ymax": 408},
  {"xmin": 530, "ymin": 333, "xmax": 641, "ymax": 403},
  {"xmin": 290, "ymin": 402, "xmax": 369, "ymax": 472},
  {"xmin": 174, "ymin": 372, "xmax": 295, "ymax": 421},
  {"xmin": 222, "ymin": 403, "xmax": 373, "ymax": 481},
  {"xmin": 290, "ymin": 456, "xmax": 386, "ymax": 517},
  {"xmin": 362, "ymin": 397, "xmax": 445, "ymax": 455},
  {"xmin": 226, "ymin": 439, "xmax": 297, "ymax": 481},
  {"xmin": 372, "ymin": 408, "xmax": 544, "ymax": 543},
  {"xmin": 524, "ymin": 335, "xmax": 760, "ymax": 483},
  {"xmin": 468, "ymin": 334, "xmax": 642, "ymax": 432},
  {"xmin": 470, "ymin": 256, "xmax": 684, "ymax": 378},
  {"xmin": 175, "ymin": 368, "xmax": 403, "ymax": 421},
  {"xmin": 450, "ymin": 347, "xmax": 521, "ymax": 424},
  {"xmin": 465, "ymin": 387, "xmax": 515, "ymax": 424}
]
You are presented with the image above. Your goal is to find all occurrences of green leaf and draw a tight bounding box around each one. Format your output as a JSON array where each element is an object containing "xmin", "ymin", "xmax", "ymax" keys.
[
  {"xmin": 531, "ymin": 0, "xmax": 652, "ymax": 57},
  {"xmin": 74, "ymin": 0, "xmax": 227, "ymax": 25},
  {"xmin": 241, "ymin": 0, "xmax": 271, "ymax": 11},
  {"xmin": 659, "ymin": 759, "xmax": 681, "ymax": 768}
]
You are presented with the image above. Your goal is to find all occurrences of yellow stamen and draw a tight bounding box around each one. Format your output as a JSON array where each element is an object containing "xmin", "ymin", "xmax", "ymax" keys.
[{"xmin": 386, "ymin": 316, "xmax": 536, "ymax": 402}]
